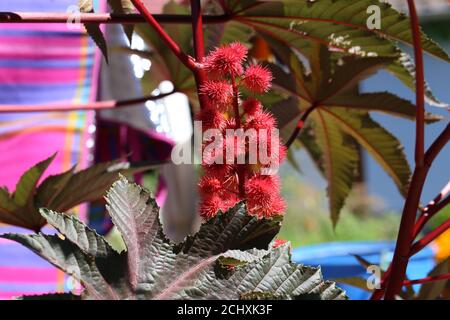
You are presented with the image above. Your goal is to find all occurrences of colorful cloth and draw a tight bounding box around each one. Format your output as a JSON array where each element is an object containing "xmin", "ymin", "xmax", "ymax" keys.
[{"xmin": 0, "ymin": 0, "xmax": 103, "ymax": 299}]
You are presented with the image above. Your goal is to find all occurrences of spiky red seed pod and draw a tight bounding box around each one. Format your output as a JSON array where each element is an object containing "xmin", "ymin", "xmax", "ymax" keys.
[
  {"xmin": 196, "ymin": 107, "xmax": 226, "ymax": 131},
  {"xmin": 221, "ymin": 191, "xmax": 240, "ymax": 212},
  {"xmin": 203, "ymin": 42, "xmax": 248, "ymax": 77},
  {"xmin": 242, "ymin": 98, "xmax": 262, "ymax": 116},
  {"xmin": 200, "ymin": 80, "xmax": 233, "ymax": 109},
  {"xmin": 242, "ymin": 64, "xmax": 273, "ymax": 93},
  {"xmin": 199, "ymin": 195, "xmax": 224, "ymax": 219},
  {"xmin": 245, "ymin": 174, "xmax": 285, "ymax": 218},
  {"xmin": 245, "ymin": 109, "xmax": 277, "ymax": 131},
  {"xmin": 198, "ymin": 175, "xmax": 223, "ymax": 196}
]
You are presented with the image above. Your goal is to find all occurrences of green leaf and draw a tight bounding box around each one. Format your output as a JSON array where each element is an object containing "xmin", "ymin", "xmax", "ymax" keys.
[
  {"xmin": 79, "ymin": 0, "xmax": 109, "ymax": 63},
  {"xmin": 311, "ymin": 110, "xmax": 359, "ymax": 226},
  {"xmin": 316, "ymin": 56, "xmax": 394, "ymax": 101},
  {"xmin": 0, "ymin": 155, "xmax": 151, "ymax": 231},
  {"xmin": 1, "ymin": 177, "xmax": 345, "ymax": 300},
  {"xmin": 176, "ymin": 244, "xmax": 347, "ymax": 300},
  {"xmin": 13, "ymin": 154, "xmax": 56, "ymax": 207},
  {"xmin": 236, "ymin": 0, "xmax": 450, "ymax": 62},
  {"xmin": 323, "ymin": 92, "xmax": 442, "ymax": 123},
  {"xmin": 47, "ymin": 161, "xmax": 144, "ymax": 213},
  {"xmin": 319, "ymin": 109, "xmax": 411, "ymax": 197},
  {"xmin": 387, "ymin": 52, "xmax": 448, "ymax": 108},
  {"xmin": 0, "ymin": 187, "xmax": 23, "ymax": 227},
  {"xmin": 229, "ymin": 0, "xmax": 448, "ymax": 104},
  {"xmin": 35, "ymin": 166, "xmax": 75, "ymax": 209}
]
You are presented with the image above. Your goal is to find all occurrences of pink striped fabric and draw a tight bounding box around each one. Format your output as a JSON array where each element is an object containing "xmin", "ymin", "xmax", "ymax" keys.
[{"xmin": 0, "ymin": 0, "xmax": 104, "ymax": 299}]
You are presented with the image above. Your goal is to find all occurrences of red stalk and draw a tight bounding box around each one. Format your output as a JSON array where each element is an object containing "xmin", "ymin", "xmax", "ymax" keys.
[
  {"xmin": 130, "ymin": 0, "xmax": 196, "ymax": 71},
  {"xmin": 414, "ymin": 182, "xmax": 450, "ymax": 238},
  {"xmin": 190, "ymin": 0, "xmax": 208, "ymax": 109},
  {"xmin": 410, "ymin": 218, "xmax": 450, "ymax": 256},
  {"xmin": 403, "ymin": 272, "xmax": 450, "ymax": 287},
  {"xmin": 285, "ymin": 104, "xmax": 318, "ymax": 148},
  {"xmin": 384, "ymin": 0, "xmax": 427, "ymax": 300},
  {"xmin": 0, "ymin": 91, "xmax": 174, "ymax": 113}
]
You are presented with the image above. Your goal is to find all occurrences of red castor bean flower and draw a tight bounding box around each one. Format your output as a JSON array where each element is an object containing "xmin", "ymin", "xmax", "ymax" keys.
[
  {"xmin": 203, "ymin": 42, "xmax": 248, "ymax": 77},
  {"xmin": 242, "ymin": 64, "xmax": 273, "ymax": 93}
]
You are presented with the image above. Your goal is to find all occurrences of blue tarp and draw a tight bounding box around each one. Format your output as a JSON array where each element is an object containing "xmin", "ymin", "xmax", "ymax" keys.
[{"xmin": 292, "ymin": 241, "xmax": 436, "ymax": 299}]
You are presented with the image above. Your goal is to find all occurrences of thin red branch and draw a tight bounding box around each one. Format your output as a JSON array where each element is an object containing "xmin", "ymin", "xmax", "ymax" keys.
[
  {"xmin": 0, "ymin": 12, "xmax": 230, "ymax": 24},
  {"xmin": 285, "ymin": 104, "xmax": 318, "ymax": 148},
  {"xmin": 403, "ymin": 272, "xmax": 450, "ymax": 287},
  {"xmin": 190, "ymin": 0, "xmax": 208, "ymax": 109},
  {"xmin": 0, "ymin": 91, "xmax": 174, "ymax": 113},
  {"xmin": 408, "ymin": 1, "xmax": 426, "ymax": 166},
  {"xmin": 384, "ymin": 0, "xmax": 427, "ymax": 300},
  {"xmin": 414, "ymin": 182, "xmax": 450, "ymax": 238},
  {"xmin": 410, "ymin": 218, "xmax": 450, "ymax": 256},
  {"xmin": 130, "ymin": 0, "xmax": 196, "ymax": 71}
]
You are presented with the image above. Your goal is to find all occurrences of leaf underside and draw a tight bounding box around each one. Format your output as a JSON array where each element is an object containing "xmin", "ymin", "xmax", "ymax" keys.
[{"xmin": 1, "ymin": 177, "xmax": 346, "ymax": 300}]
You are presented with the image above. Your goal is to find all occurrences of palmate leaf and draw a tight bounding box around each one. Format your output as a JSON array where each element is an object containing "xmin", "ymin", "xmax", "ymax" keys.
[
  {"xmin": 0, "ymin": 155, "xmax": 151, "ymax": 231},
  {"xmin": 223, "ymin": 0, "xmax": 448, "ymax": 105},
  {"xmin": 1, "ymin": 177, "xmax": 346, "ymax": 300},
  {"xmin": 323, "ymin": 92, "xmax": 442, "ymax": 123},
  {"xmin": 268, "ymin": 46, "xmax": 443, "ymax": 225},
  {"xmin": 319, "ymin": 108, "xmax": 411, "ymax": 197},
  {"xmin": 387, "ymin": 52, "xmax": 448, "ymax": 108},
  {"xmin": 311, "ymin": 111, "xmax": 359, "ymax": 226}
]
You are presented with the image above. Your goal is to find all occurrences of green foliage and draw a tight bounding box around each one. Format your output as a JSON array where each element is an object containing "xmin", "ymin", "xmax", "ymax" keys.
[
  {"xmin": 0, "ymin": 155, "xmax": 148, "ymax": 231},
  {"xmin": 270, "ymin": 46, "xmax": 425, "ymax": 224},
  {"xmin": 1, "ymin": 177, "xmax": 346, "ymax": 300}
]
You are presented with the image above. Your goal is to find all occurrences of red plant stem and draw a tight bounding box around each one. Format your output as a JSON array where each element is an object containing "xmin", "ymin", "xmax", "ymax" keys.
[
  {"xmin": 410, "ymin": 218, "xmax": 450, "ymax": 256},
  {"xmin": 370, "ymin": 267, "xmax": 391, "ymax": 300},
  {"xmin": 404, "ymin": 272, "xmax": 450, "ymax": 287},
  {"xmin": 285, "ymin": 104, "xmax": 318, "ymax": 148},
  {"xmin": 414, "ymin": 182, "xmax": 450, "ymax": 238},
  {"xmin": 0, "ymin": 91, "xmax": 174, "ymax": 113},
  {"xmin": 190, "ymin": 0, "xmax": 208, "ymax": 109},
  {"xmin": 385, "ymin": 168, "xmax": 428, "ymax": 299},
  {"xmin": 130, "ymin": 0, "xmax": 196, "ymax": 71},
  {"xmin": 0, "ymin": 12, "xmax": 230, "ymax": 24},
  {"xmin": 384, "ymin": 0, "xmax": 426, "ymax": 300},
  {"xmin": 231, "ymin": 77, "xmax": 245, "ymax": 197},
  {"xmin": 372, "ymin": 184, "xmax": 450, "ymax": 300},
  {"xmin": 408, "ymin": 4, "xmax": 425, "ymax": 167}
]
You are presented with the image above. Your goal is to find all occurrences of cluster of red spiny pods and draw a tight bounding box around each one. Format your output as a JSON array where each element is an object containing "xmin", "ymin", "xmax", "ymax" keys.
[{"xmin": 196, "ymin": 42, "xmax": 286, "ymax": 220}]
